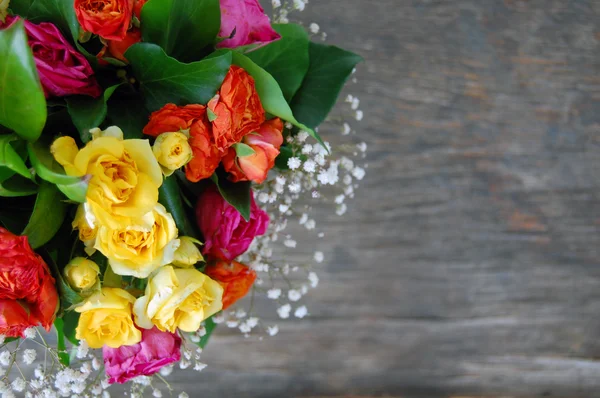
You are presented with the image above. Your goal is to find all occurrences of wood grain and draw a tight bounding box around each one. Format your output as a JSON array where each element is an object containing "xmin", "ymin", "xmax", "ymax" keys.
[{"xmin": 167, "ymin": 1, "xmax": 600, "ymax": 397}]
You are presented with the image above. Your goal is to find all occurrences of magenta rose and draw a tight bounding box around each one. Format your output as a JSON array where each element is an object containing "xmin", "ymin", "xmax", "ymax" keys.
[
  {"xmin": 196, "ymin": 185, "xmax": 269, "ymax": 261},
  {"xmin": 217, "ymin": 0, "xmax": 281, "ymax": 50},
  {"xmin": 1, "ymin": 16, "xmax": 101, "ymax": 98},
  {"xmin": 103, "ymin": 327, "xmax": 182, "ymax": 384}
]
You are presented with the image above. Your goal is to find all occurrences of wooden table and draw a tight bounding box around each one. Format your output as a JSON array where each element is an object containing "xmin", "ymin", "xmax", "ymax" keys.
[{"xmin": 171, "ymin": 1, "xmax": 600, "ymax": 397}]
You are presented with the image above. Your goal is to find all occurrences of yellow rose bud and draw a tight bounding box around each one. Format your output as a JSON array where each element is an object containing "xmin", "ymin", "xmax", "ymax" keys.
[
  {"xmin": 63, "ymin": 257, "xmax": 100, "ymax": 291},
  {"xmin": 75, "ymin": 287, "xmax": 142, "ymax": 349},
  {"xmin": 90, "ymin": 126, "xmax": 124, "ymax": 141},
  {"xmin": 72, "ymin": 204, "xmax": 97, "ymax": 255},
  {"xmin": 172, "ymin": 236, "xmax": 203, "ymax": 268},
  {"xmin": 134, "ymin": 265, "xmax": 223, "ymax": 333},
  {"xmin": 0, "ymin": 0, "xmax": 9, "ymax": 23},
  {"xmin": 95, "ymin": 203, "xmax": 179, "ymax": 278},
  {"xmin": 152, "ymin": 132, "xmax": 193, "ymax": 176},
  {"xmin": 51, "ymin": 129, "xmax": 163, "ymax": 230}
]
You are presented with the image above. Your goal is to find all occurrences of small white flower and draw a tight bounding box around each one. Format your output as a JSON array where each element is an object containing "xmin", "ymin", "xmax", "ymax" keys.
[
  {"xmin": 314, "ymin": 251, "xmax": 324, "ymax": 263},
  {"xmin": 301, "ymin": 144, "xmax": 313, "ymax": 154},
  {"xmin": 24, "ymin": 327, "xmax": 36, "ymax": 339},
  {"xmin": 276, "ymin": 175, "xmax": 286, "ymax": 185},
  {"xmin": 275, "ymin": 183, "xmax": 284, "ymax": 194},
  {"xmin": 299, "ymin": 213, "xmax": 308, "ymax": 224},
  {"xmin": 235, "ymin": 309, "xmax": 247, "ymax": 319},
  {"xmin": 277, "ymin": 304, "xmax": 291, "ymax": 319},
  {"xmin": 267, "ymin": 325, "xmax": 279, "ymax": 336},
  {"xmin": 314, "ymin": 154, "xmax": 326, "ymax": 166},
  {"xmin": 355, "ymin": 110, "xmax": 364, "ymax": 121},
  {"xmin": 308, "ymin": 272, "xmax": 319, "ymax": 288},
  {"xmin": 194, "ymin": 363, "xmax": 208, "ymax": 372},
  {"xmin": 0, "ymin": 336, "xmax": 4, "ymax": 345},
  {"xmin": 287, "ymin": 157, "xmax": 301, "ymax": 170},
  {"xmin": 288, "ymin": 289, "xmax": 302, "ymax": 302},
  {"xmin": 317, "ymin": 171, "xmax": 329, "ymax": 185},
  {"xmin": 258, "ymin": 192, "xmax": 269, "ymax": 203},
  {"xmin": 153, "ymin": 389, "xmax": 163, "ymax": 398},
  {"xmin": 239, "ymin": 323, "xmax": 251, "ymax": 333},
  {"xmin": 335, "ymin": 194, "xmax": 346, "ymax": 204},
  {"xmin": 92, "ymin": 356, "xmax": 102, "ymax": 371},
  {"xmin": 289, "ymin": 182, "xmax": 301, "ymax": 193},
  {"xmin": 0, "ymin": 351, "xmax": 11, "ymax": 367},
  {"xmin": 179, "ymin": 393, "xmax": 190, "ymax": 398},
  {"xmin": 267, "ymin": 288, "xmax": 282, "ymax": 299},
  {"xmin": 284, "ymin": 239, "xmax": 297, "ymax": 248},
  {"xmin": 293, "ymin": 0, "xmax": 305, "ymax": 11},
  {"xmin": 342, "ymin": 123, "xmax": 351, "ymax": 136},
  {"xmin": 336, "ymin": 203, "xmax": 348, "ymax": 216},
  {"xmin": 343, "ymin": 175, "xmax": 353, "ymax": 185},
  {"xmin": 303, "ymin": 160, "xmax": 316, "ymax": 173},
  {"xmin": 311, "ymin": 191, "xmax": 320, "ymax": 199},
  {"xmin": 246, "ymin": 317, "xmax": 259, "ymax": 328},
  {"xmin": 76, "ymin": 340, "xmax": 89, "ymax": 359},
  {"xmin": 268, "ymin": 192, "xmax": 278, "ymax": 203},
  {"xmin": 357, "ymin": 142, "xmax": 367, "ymax": 152},
  {"xmin": 352, "ymin": 167, "xmax": 366, "ymax": 180},
  {"xmin": 346, "ymin": 94, "xmax": 354, "ymax": 103},
  {"xmin": 309, "ymin": 23, "xmax": 320, "ymax": 34},
  {"xmin": 271, "ymin": 0, "xmax": 281, "ymax": 8},
  {"xmin": 351, "ymin": 98, "xmax": 360, "ymax": 110},
  {"xmin": 294, "ymin": 306, "xmax": 308, "ymax": 318},
  {"xmin": 22, "ymin": 349, "xmax": 36, "ymax": 365},
  {"xmin": 212, "ymin": 313, "xmax": 225, "ymax": 324},
  {"xmin": 305, "ymin": 219, "xmax": 315, "ymax": 230},
  {"xmin": 226, "ymin": 320, "xmax": 239, "ymax": 328},
  {"xmin": 318, "ymin": 232, "xmax": 325, "ymax": 238},
  {"xmin": 159, "ymin": 365, "xmax": 174, "ymax": 377},
  {"xmin": 340, "ymin": 157, "xmax": 354, "ymax": 170},
  {"xmin": 11, "ymin": 378, "xmax": 25, "ymax": 392},
  {"xmin": 2, "ymin": 391, "xmax": 15, "ymax": 398},
  {"xmin": 179, "ymin": 359, "xmax": 191, "ymax": 370},
  {"xmin": 278, "ymin": 204, "xmax": 289, "ymax": 213},
  {"xmin": 297, "ymin": 131, "xmax": 309, "ymax": 142}
]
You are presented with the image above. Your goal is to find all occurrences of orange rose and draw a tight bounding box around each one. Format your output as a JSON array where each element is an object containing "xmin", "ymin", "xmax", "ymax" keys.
[
  {"xmin": 223, "ymin": 118, "xmax": 284, "ymax": 183},
  {"xmin": 204, "ymin": 260, "xmax": 256, "ymax": 310},
  {"xmin": 0, "ymin": 228, "xmax": 59, "ymax": 336},
  {"xmin": 144, "ymin": 104, "xmax": 221, "ymax": 182},
  {"xmin": 133, "ymin": 0, "xmax": 146, "ymax": 19},
  {"xmin": 75, "ymin": 0, "xmax": 134, "ymax": 41},
  {"xmin": 99, "ymin": 28, "xmax": 142, "ymax": 63},
  {"xmin": 208, "ymin": 66, "xmax": 265, "ymax": 152}
]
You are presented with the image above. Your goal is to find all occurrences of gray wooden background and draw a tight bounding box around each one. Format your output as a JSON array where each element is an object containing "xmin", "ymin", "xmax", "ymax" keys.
[{"xmin": 170, "ymin": 1, "xmax": 600, "ymax": 397}]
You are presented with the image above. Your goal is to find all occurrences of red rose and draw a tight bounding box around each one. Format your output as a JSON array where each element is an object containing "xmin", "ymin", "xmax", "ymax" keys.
[
  {"xmin": 223, "ymin": 118, "xmax": 284, "ymax": 183},
  {"xmin": 75, "ymin": 0, "xmax": 134, "ymax": 41},
  {"xmin": 133, "ymin": 0, "xmax": 146, "ymax": 19},
  {"xmin": 204, "ymin": 260, "xmax": 257, "ymax": 310},
  {"xmin": 208, "ymin": 66, "xmax": 265, "ymax": 152},
  {"xmin": 0, "ymin": 228, "xmax": 59, "ymax": 337},
  {"xmin": 98, "ymin": 28, "xmax": 142, "ymax": 63}
]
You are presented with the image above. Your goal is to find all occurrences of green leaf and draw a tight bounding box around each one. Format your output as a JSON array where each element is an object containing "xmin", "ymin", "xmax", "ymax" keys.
[
  {"xmin": 46, "ymin": 247, "xmax": 85, "ymax": 306},
  {"xmin": 61, "ymin": 310, "xmax": 80, "ymax": 345},
  {"xmin": 27, "ymin": 0, "xmax": 96, "ymax": 64},
  {"xmin": 159, "ymin": 175, "xmax": 198, "ymax": 238},
  {"xmin": 0, "ymin": 135, "xmax": 33, "ymax": 180},
  {"xmin": 126, "ymin": 43, "xmax": 232, "ymax": 111},
  {"xmin": 291, "ymin": 42, "xmax": 363, "ymax": 129},
  {"xmin": 28, "ymin": 141, "xmax": 89, "ymax": 203},
  {"xmin": 141, "ymin": 0, "xmax": 221, "ymax": 63},
  {"xmin": 247, "ymin": 24, "xmax": 310, "ymax": 102},
  {"xmin": 103, "ymin": 264, "xmax": 123, "ymax": 289},
  {"xmin": 66, "ymin": 85, "xmax": 121, "ymax": 143},
  {"xmin": 198, "ymin": 315, "xmax": 217, "ymax": 348},
  {"xmin": 106, "ymin": 94, "xmax": 149, "ymax": 140},
  {"xmin": 54, "ymin": 318, "xmax": 70, "ymax": 366},
  {"xmin": 22, "ymin": 181, "xmax": 67, "ymax": 248},
  {"xmin": 222, "ymin": 50, "xmax": 326, "ymax": 149},
  {"xmin": 210, "ymin": 173, "xmax": 251, "ymax": 221},
  {"xmin": 0, "ymin": 20, "xmax": 47, "ymax": 142},
  {"xmin": 9, "ymin": 0, "xmax": 34, "ymax": 16},
  {"xmin": 233, "ymin": 142, "xmax": 255, "ymax": 157},
  {"xmin": 0, "ymin": 175, "xmax": 38, "ymax": 197}
]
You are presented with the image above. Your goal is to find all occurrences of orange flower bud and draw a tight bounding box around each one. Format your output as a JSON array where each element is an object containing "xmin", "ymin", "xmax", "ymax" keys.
[{"xmin": 204, "ymin": 260, "xmax": 257, "ymax": 310}]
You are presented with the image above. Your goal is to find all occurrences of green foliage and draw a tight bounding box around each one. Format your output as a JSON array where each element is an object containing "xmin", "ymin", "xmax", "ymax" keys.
[
  {"xmin": 28, "ymin": 141, "xmax": 89, "ymax": 203},
  {"xmin": 126, "ymin": 44, "xmax": 232, "ymax": 111},
  {"xmin": 291, "ymin": 42, "xmax": 363, "ymax": 129},
  {"xmin": 210, "ymin": 172, "xmax": 251, "ymax": 222},
  {"xmin": 141, "ymin": 0, "xmax": 221, "ymax": 63},
  {"xmin": 233, "ymin": 142, "xmax": 255, "ymax": 157},
  {"xmin": 22, "ymin": 181, "xmax": 67, "ymax": 248},
  {"xmin": 0, "ymin": 21, "xmax": 47, "ymax": 142},
  {"xmin": 159, "ymin": 175, "xmax": 199, "ymax": 238},
  {"xmin": 9, "ymin": 0, "xmax": 34, "ymax": 16},
  {"xmin": 198, "ymin": 315, "xmax": 217, "ymax": 348},
  {"xmin": 106, "ymin": 94, "xmax": 149, "ymax": 140},
  {"xmin": 54, "ymin": 318, "xmax": 71, "ymax": 366},
  {"xmin": 61, "ymin": 310, "xmax": 80, "ymax": 345},
  {"xmin": 0, "ymin": 175, "xmax": 37, "ymax": 197},
  {"xmin": 66, "ymin": 85, "xmax": 121, "ymax": 143},
  {"xmin": 0, "ymin": 135, "xmax": 33, "ymax": 181},
  {"xmin": 247, "ymin": 24, "xmax": 310, "ymax": 102}
]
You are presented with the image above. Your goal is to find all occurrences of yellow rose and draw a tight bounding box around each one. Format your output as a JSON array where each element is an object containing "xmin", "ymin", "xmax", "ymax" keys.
[
  {"xmin": 0, "ymin": 0, "xmax": 9, "ymax": 23},
  {"xmin": 75, "ymin": 287, "xmax": 142, "ymax": 349},
  {"xmin": 152, "ymin": 132, "xmax": 193, "ymax": 176},
  {"xmin": 95, "ymin": 203, "xmax": 179, "ymax": 278},
  {"xmin": 64, "ymin": 257, "xmax": 100, "ymax": 291},
  {"xmin": 51, "ymin": 126, "xmax": 163, "ymax": 230},
  {"xmin": 133, "ymin": 265, "xmax": 223, "ymax": 333},
  {"xmin": 72, "ymin": 204, "xmax": 97, "ymax": 255},
  {"xmin": 172, "ymin": 236, "xmax": 204, "ymax": 268}
]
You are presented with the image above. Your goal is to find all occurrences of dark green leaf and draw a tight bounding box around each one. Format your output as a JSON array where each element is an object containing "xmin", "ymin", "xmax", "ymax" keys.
[
  {"xmin": 0, "ymin": 21, "xmax": 47, "ymax": 142},
  {"xmin": 9, "ymin": 0, "xmax": 34, "ymax": 16},
  {"xmin": 28, "ymin": 141, "xmax": 89, "ymax": 203},
  {"xmin": 159, "ymin": 175, "xmax": 198, "ymax": 238},
  {"xmin": 210, "ymin": 173, "xmax": 251, "ymax": 221},
  {"xmin": 54, "ymin": 318, "xmax": 70, "ymax": 366},
  {"xmin": 198, "ymin": 315, "xmax": 217, "ymax": 348},
  {"xmin": 61, "ymin": 310, "xmax": 80, "ymax": 345},
  {"xmin": 106, "ymin": 94, "xmax": 149, "ymax": 140},
  {"xmin": 126, "ymin": 43, "xmax": 232, "ymax": 111},
  {"xmin": 0, "ymin": 175, "xmax": 38, "ymax": 197},
  {"xmin": 66, "ymin": 85, "xmax": 121, "ymax": 143},
  {"xmin": 141, "ymin": 0, "xmax": 221, "ymax": 63},
  {"xmin": 46, "ymin": 247, "xmax": 85, "ymax": 306},
  {"xmin": 247, "ymin": 24, "xmax": 310, "ymax": 102},
  {"xmin": 291, "ymin": 42, "xmax": 363, "ymax": 129},
  {"xmin": 0, "ymin": 135, "xmax": 33, "ymax": 180},
  {"xmin": 233, "ymin": 142, "xmax": 255, "ymax": 157},
  {"xmin": 22, "ymin": 181, "xmax": 67, "ymax": 248}
]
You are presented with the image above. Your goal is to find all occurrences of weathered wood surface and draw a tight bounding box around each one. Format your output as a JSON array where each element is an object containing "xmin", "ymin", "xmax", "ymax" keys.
[{"xmin": 171, "ymin": 1, "xmax": 600, "ymax": 397}]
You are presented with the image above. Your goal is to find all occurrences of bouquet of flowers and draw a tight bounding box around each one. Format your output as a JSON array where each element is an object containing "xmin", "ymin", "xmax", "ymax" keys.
[{"xmin": 0, "ymin": 0, "xmax": 365, "ymax": 395}]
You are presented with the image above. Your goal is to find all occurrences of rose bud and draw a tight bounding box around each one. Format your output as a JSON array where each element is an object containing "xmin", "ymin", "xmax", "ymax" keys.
[
  {"xmin": 75, "ymin": 0, "xmax": 134, "ymax": 41},
  {"xmin": 204, "ymin": 260, "xmax": 257, "ymax": 310},
  {"xmin": 172, "ymin": 236, "xmax": 204, "ymax": 268},
  {"xmin": 223, "ymin": 118, "xmax": 284, "ymax": 184},
  {"xmin": 64, "ymin": 257, "xmax": 100, "ymax": 292},
  {"xmin": 72, "ymin": 205, "xmax": 98, "ymax": 256},
  {"xmin": 99, "ymin": 28, "xmax": 142, "ymax": 64},
  {"xmin": 152, "ymin": 132, "xmax": 194, "ymax": 176}
]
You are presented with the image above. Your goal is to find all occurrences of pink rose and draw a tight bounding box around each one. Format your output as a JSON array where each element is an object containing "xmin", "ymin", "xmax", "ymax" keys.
[
  {"xmin": 217, "ymin": 0, "xmax": 280, "ymax": 50},
  {"xmin": 196, "ymin": 186, "xmax": 269, "ymax": 261},
  {"xmin": 1, "ymin": 16, "xmax": 101, "ymax": 98},
  {"xmin": 103, "ymin": 327, "xmax": 181, "ymax": 384}
]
